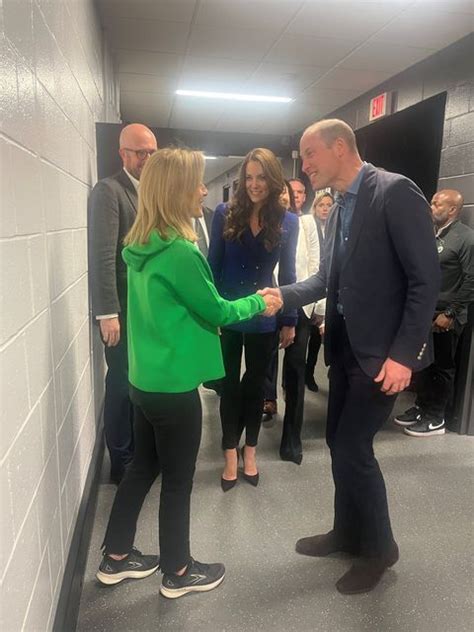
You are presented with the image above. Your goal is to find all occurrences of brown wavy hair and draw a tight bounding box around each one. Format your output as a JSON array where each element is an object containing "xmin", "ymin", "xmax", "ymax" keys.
[{"xmin": 223, "ymin": 148, "xmax": 286, "ymax": 251}]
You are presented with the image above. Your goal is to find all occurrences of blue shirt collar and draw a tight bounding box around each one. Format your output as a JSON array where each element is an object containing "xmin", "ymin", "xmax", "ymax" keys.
[{"xmin": 346, "ymin": 162, "xmax": 367, "ymax": 197}]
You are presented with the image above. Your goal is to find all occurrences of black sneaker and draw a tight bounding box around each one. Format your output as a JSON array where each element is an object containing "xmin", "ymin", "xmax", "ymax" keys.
[
  {"xmin": 160, "ymin": 558, "xmax": 225, "ymax": 599},
  {"xmin": 96, "ymin": 547, "xmax": 160, "ymax": 585},
  {"xmin": 393, "ymin": 405, "xmax": 422, "ymax": 427},
  {"xmin": 404, "ymin": 417, "xmax": 445, "ymax": 437}
]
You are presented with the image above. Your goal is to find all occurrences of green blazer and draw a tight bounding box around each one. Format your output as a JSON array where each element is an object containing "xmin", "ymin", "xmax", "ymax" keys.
[{"xmin": 122, "ymin": 230, "xmax": 266, "ymax": 393}]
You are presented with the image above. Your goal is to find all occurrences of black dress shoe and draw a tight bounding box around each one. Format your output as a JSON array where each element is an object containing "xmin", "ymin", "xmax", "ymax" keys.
[
  {"xmin": 296, "ymin": 530, "xmax": 359, "ymax": 557},
  {"xmin": 336, "ymin": 543, "xmax": 399, "ymax": 595},
  {"xmin": 241, "ymin": 447, "xmax": 259, "ymax": 487},
  {"xmin": 280, "ymin": 451, "xmax": 303, "ymax": 465},
  {"xmin": 305, "ymin": 375, "xmax": 319, "ymax": 392}
]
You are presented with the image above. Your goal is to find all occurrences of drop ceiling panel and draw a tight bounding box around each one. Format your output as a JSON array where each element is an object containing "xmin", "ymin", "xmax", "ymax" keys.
[
  {"xmin": 195, "ymin": 0, "xmax": 303, "ymax": 31},
  {"xmin": 187, "ymin": 26, "xmax": 277, "ymax": 61},
  {"xmin": 298, "ymin": 86, "xmax": 363, "ymax": 108},
  {"xmin": 169, "ymin": 99, "xmax": 226, "ymax": 130},
  {"xmin": 245, "ymin": 63, "xmax": 328, "ymax": 95},
  {"xmin": 265, "ymin": 33, "xmax": 358, "ymax": 66},
  {"xmin": 372, "ymin": 8, "xmax": 474, "ymax": 49},
  {"xmin": 309, "ymin": 68, "xmax": 393, "ymax": 93},
  {"xmin": 287, "ymin": 1, "xmax": 406, "ymax": 40},
  {"xmin": 119, "ymin": 73, "xmax": 178, "ymax": 94},
  {"xmin": 179, "ymin": 57, "xmax": 258, "ymax": 83},
  {"xmin": 120, "ymin": 93, "xmax": 173, "ymax": 126},
  {"xmin": 115, "ymin": 50, "xmax": 182, "ymax": 76},
  {"xmin": 98, "ymin": 0, "xmax": 197, "ymax": 23},
  {"xmin": 340, "ymin": 42, "xmax": 435, "ymax": 73},
  {"xmin": 106, "ymin": 17, "xmax": 190, "ymax": 54}
]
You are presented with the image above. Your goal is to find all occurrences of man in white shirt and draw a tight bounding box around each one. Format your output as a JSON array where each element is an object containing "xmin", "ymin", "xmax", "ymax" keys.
[{"xmin": 88, "ymin": 123, "xmax": 158, "ymax": 483}]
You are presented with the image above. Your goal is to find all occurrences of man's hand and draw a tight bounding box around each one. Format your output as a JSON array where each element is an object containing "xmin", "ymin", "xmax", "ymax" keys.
[
  {"xmin": 258, "ymin": 287, "xmax": 282, "ymax": 301},
  {"xmin": 374, "ymin": 357, "xmax": 412, "ymax": 396},
  {"xmin": 432, "ymin": 313, "xmax": 454, "ymax": 333},
  {"xmin": 279, "ymin": 326, "xmax": 296, "ymax": 349},
  {"xmin": 261, "ymin": 293, "xmax": 283, "ymax": 317},
  {"xmin": 99, "ymin": 317, "xmax": 120, "ymax": 347}
]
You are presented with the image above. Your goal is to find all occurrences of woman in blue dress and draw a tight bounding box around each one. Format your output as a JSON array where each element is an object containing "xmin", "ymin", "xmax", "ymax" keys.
[{"xmin": 208, "ymin": 148, "xmax": 298, "ymax": 490}]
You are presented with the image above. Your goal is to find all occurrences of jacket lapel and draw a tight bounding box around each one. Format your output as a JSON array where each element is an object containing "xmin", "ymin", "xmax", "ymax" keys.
[
  {"xmin": 116, "ymin": 170, "xmax": 138, "ymax": 214},
  {"xmin": 341, "ymin": 164, "xmax": 377, "ymax": 271}
]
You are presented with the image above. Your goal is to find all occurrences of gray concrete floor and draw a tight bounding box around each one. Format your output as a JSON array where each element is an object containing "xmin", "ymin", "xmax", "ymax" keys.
[{"xmin": 76, "ymin": 362, "xmax": 474, "ymax": 632}]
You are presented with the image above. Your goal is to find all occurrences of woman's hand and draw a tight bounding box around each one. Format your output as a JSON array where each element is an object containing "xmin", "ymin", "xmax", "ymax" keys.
[
  {"xmin": 262, "ymin": 293, "xmax": 283, "ymax": 316},
  {"xmin": 280, "ymin": 326, "xmax": 296, "ymax": 349}
]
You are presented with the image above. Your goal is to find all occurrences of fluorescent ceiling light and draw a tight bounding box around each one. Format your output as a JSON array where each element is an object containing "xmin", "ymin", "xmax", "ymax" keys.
[
  {"xmin": 176, "ymin": 89, "xmax": 293, "ymax": 103},
  {"xmin": 204, "ymin": 155, "xmax": 217, "ymax": 160}
]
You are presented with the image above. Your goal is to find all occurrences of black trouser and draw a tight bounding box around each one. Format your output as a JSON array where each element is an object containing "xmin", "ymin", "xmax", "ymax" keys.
[
  {"xmin": 263, "ymin": 337, "xmax": 279, "ymax": 401},
  {"xmin": 220, "ymin": 329, "xmax": 277, "ymax": 449},
  {"xmin": 327, "ymin": 320, "xmax": 396, "ymax": 557},
  {"xmin": 281, "ymin": 309, "xmax": 312, "ymax": 464},
  {"xmin": 415, "ymin": 330, "xmax": 460, "ymax": 422},
  {"xmin": 102, "ymin": 387, "xmax": 202, "ymax": 574},
  {"xmin": 306, "ymin": 323, "xmax": 322, "ymax": 379},
  {"xmin": 103, "ymin": 314, "xmax": 134, "ymax": 480}
]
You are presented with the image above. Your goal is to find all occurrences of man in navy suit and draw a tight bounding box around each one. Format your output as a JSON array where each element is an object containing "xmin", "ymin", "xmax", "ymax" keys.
[{"xmin": 261, "ymin": 119, "xmax": 440, "ymax": 594}]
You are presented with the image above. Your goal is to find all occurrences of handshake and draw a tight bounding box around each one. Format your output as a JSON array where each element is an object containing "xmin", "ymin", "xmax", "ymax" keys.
[{"xmin": 257, "ymin": 287, "xmax": 283, "ymax": 317}]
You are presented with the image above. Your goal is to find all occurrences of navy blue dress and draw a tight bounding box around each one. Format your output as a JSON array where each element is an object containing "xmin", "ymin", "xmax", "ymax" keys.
[{"xmin": 208, "ymin": 203, "xmax": 299, "ymax": 332}]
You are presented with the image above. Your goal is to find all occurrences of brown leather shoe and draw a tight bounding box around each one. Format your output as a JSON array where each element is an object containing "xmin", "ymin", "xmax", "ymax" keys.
[
  {"xmin": 336, "ymin": 543, "xmax": 399, "ymax": 595},
  {"xmin": 295, "ymin": 531, "xmax": 358, "ymax": 557},
  {"xmin": 263, "ymin": 400, "xmax": 277, "ymax": 416}
]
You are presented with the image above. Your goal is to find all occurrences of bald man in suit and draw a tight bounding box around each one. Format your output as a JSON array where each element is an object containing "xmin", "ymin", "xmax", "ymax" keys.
[{"xmin": 88, "ymin": 124, "xmax": 158, "ymax": 483}]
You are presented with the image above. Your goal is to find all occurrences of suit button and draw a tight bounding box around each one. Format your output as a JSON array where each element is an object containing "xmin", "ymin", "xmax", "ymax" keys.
[
  {"xmin": 240, "ymin": 281, "xmax": 244, "ymax": 285},
  {"xmin": 256, "ymin": 265, "xmax": 259, "ymax": 270},
  {"xmin": 253, "ymin": 282, "xmax": 257, "ymax": 286}
]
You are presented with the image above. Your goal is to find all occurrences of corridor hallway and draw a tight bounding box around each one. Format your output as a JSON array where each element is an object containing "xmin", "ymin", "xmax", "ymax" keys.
[{"xmin": 76, "ymin": 366, "xmax": 473, "ymax": 632}]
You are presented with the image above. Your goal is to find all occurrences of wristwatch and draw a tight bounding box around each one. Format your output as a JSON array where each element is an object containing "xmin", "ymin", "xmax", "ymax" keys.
[{"xmin": 443, "ymin": 308, "xmax": 456, "ymax": 319}]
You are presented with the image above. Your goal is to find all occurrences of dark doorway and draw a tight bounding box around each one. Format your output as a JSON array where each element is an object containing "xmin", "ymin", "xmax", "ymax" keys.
[{"xmin": 355, "ymin": 92, "xmax": 447, "ymax": 202}]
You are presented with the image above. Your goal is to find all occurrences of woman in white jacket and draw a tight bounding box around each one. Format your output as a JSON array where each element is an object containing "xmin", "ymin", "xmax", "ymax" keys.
[{"xmin": 279, "ymin": 207, "xmax": 324, "ymax": 463}]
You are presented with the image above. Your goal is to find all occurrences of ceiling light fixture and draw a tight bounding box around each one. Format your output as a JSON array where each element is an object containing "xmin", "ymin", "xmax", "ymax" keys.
[
  {"xmin": 204, "ymin": 155, "xmax": 218, "ymax": 160},
  {"xmin": 176, "ymin": 89, "xmax": 293, "ymax": 103}
]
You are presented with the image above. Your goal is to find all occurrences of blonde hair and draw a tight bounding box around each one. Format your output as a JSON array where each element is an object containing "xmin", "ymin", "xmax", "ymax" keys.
[
  {"xmin": 304, "ymin": 119, "xmax": 358, "ymax": 154},
  {"xmin": 124, "ymin": 147, "xmax": 204, "ymax": 245},
  {"xmin": 311, "ymin": 191, "xmax": 334, "ymax": 216}
]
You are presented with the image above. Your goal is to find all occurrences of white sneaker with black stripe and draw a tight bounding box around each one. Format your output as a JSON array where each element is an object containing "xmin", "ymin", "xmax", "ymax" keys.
[
  {"xmin": 96, "ymin": 547, "xmax": 160, "ymax": 585},
  {"xmin": 404, "ymin": 416, "xmax": 446, "ymax": 437},
  {"xmin": 394, "ymin": 405, "xmax": 423, "ymax": 427},
  {"xmin": 160, "ymin": 558, "xmax": 225, "ymax": 599}
]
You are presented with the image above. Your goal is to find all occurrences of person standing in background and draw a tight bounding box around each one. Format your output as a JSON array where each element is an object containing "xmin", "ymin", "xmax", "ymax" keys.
[
  {"xmin": 289, "ymin": 178, "xmax": 307, "ymax": 215},
  {"xmin": 305, "ymin": 191, "xmax": 334, "ymax": 392},
  {"xmin": 395, "ymin": 189, "xmax": 474, "ymax": 436},
  {"xmin": 88, "ymin": 123, "xmax": 158, "ymax": 484},
  {"xmin": 208, "ymin": 149, "xmax": 298, "ymax": 490}
]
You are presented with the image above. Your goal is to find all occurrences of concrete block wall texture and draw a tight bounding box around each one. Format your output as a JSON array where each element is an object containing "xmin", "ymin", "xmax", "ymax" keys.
[
  {"xmin": 326, "ymin": 34, "xmax": 474, "ymax": 228},
  {"xmin": 0, "ymin": 1, "xmax": 119, "ymax": 630}
]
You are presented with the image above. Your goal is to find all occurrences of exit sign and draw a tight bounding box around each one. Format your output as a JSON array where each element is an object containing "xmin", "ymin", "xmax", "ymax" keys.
[{"xmin": 369, "ymin": 92, "xmax": 393, "ymax": 121}]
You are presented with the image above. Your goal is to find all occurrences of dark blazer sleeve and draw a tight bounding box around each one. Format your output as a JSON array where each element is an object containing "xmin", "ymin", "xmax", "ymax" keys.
[
  {"xmin": 207, "ymin": 203, "xmax": 227, "ymax": 283},
  {"xmin": 88, "ymin": 180, "xmax": 121, "ymax": 317},
  {"xmin": 384, "ymin": 178, "xmax": 440, "ymax": 367},
  {"xmin": 278, "ymin": 212, "xmax": 299, "ymax": 327}
]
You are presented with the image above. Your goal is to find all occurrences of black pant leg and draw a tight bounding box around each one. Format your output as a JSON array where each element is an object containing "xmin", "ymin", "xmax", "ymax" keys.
[
  {"xmin": 103, "ymin": 315, "xmax": 134, "ymax": 479},
  {"xmin": 152, "ymin": 390, "xmax": 202, "ymax": 574},
  {"xmin": 263, "ymin": 336, "xmax": 280, "ymax": 401},
  {"xmin": 220, "ymin": 329, "xmax": 244, "ymax": 449},
  {"xmin": 416, "ymin": 331, "xmax": 460, "ymax": 421},
  {"xmin": 280, "ymin": 310, "xmax": 311, "ymax": 463},
  {"xmin": 241, "ymin": 332, "xmax": 278, "ymax": 446},
  {"xmin": 102, "ymin": 403, "xmax": 160, "ymax": 554},
  {"xmin": 306, "ymin": 324, "xmax": 322, "ymax": 379},
  {"xmin": 330, "ymin": 333, "xmax": 397, "ymax": 557}
]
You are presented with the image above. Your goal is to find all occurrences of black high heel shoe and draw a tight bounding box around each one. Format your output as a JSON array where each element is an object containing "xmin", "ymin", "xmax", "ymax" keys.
[
  {"xmin": 221, "ymin": 448, "xmax": 238, "ymax": 492},
  {"xmin": 241, "ymin": 446, "xmax": 259, "ymax": 487}
]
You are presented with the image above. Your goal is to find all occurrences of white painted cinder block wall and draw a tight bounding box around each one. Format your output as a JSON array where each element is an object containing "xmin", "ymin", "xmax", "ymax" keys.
[{"xmin": 0, "ymin": 1, "xmax": 119, "ymax": 630}]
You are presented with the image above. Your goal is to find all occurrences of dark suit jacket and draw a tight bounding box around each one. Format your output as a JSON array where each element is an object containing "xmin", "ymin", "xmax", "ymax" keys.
[
  {"xmin": 88, "ymin": 170, "xmax": 138, "ymax": 317},
  {"xmin": 202, "ymin": 206, "xmax": 214, "ymax": 238},
  {"xmin": 280, "ymin": 164, "xmax": 441, "ymax": 377}
]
